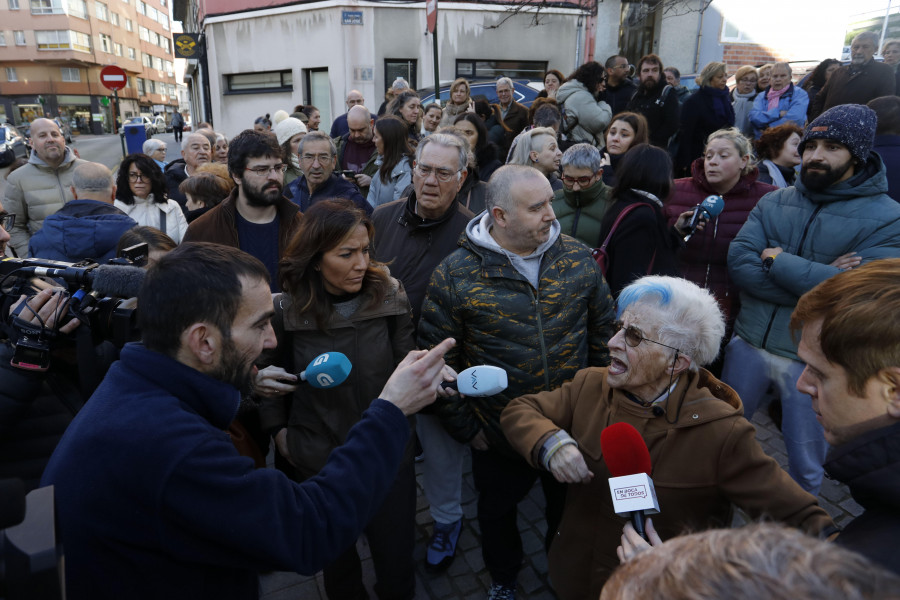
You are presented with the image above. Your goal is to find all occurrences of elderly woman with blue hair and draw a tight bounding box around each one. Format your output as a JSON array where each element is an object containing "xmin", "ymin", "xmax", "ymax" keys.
[{"xmin": 500, "ymin": 275, "xmax": 834, "ymax": 600}]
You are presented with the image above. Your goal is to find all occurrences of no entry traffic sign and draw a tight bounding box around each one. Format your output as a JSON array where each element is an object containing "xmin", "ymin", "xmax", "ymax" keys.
[{"xmin": 100, "ymin": 65, "xmax": 127, "ymax": 92}]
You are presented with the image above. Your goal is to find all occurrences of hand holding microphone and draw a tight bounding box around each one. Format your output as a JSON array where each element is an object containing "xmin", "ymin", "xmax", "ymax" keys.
[
  {"xmin": 601, "ymin": 422, "xmax": 660, "ymax": 541},
  {"xmin": 677, "ymin": 195, "xmax": 725, "ymax": 241},
  {"xmin": 255, "ymin": 352, "xmax": 353, "ymax": 397},
  {"xmin": 440, "ymin": 365, "xmax": 508, "ymax": 396}
]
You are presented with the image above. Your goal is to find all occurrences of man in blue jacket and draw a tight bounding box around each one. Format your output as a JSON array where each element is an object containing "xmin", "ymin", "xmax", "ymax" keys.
[
  {"xmin": 41, "ymin": 242, "xmax": 453, "ymax": 600},
  {"xmin": 723, "ymin": 104, "xmax": 900, "ymax": 495},
  {"xmin": 284, "ymin": 131, "xmax": 371, "ymax": 214},
  {"xmin": 27, "ymin": 162, "xmax": 136, "ymax": 262}
]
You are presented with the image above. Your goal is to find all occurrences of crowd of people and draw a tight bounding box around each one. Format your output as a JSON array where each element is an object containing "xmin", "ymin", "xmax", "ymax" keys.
[{"xmin": 3, "ymin": 32, "xmax": 900, "ymax": 600}]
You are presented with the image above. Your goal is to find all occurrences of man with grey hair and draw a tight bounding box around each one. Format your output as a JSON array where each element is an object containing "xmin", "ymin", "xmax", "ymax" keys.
[
  {"xmin": 809, "ymin": 31, "xmax": 895, "ymax": 119},
  {"xmin": 330, "ymin": 89, "xmax": 377, "ymax": 138},
  {"xmin": 165, "ymin": 132, "xmax": 211, "ymax": 207},
  {"xmin": 5, "ymin": 117, "xmax": 86, "ymax": 255},
  {"xmin": 28, "ymin": 162, "xmax": 136, "ymax": 262},
  {"xmin": 285, "ymin": 130, "xmax": 369, "ymax": 213},
  {"xmin": 496, "ymin": 77, "xmax": 528, "ymax": 155},
  {"xmin": 372, "ymin": 132, "xmax": 474, "ymax": 571},
  {"xmin": 419, "ymin": 164, "xmax": 615, "ymax": 599},
  {"xmin": 553, "ymin": 143, "xmax": 613, "ymax": 247}
]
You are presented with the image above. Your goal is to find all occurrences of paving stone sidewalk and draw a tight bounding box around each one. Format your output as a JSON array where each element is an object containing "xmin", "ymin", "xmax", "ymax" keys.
[{"xmin": 261, "ymin": 406, "xmax": 858, "ymax": 600}]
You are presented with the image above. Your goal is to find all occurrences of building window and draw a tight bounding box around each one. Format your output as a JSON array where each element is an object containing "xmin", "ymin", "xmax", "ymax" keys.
[
  {"xmin": 68, "ymin": 0, "xmax": 87, "ymax": 18},
  {"xmin": 71, "ymin": 30, "xmax": 91, "ymax": 51},
  {"xmin": 100, "ymin": 33, "xmax": 112, "ymax": 52},
  {"xmin": 137, "ymin": 77, "xmax": 144, "ymax": 94},
  {"xmin": 14, "ymin": 30, "xmax": 25, "ymax": 45},
  {"xmin": 226, "ymin": 70, "xmax": 293, "ymax": 94},
  {"xmin": 139, "ymin": 26, "xmax": 149, "ymax": 42},
  {"xmin": 0, "ymin": 32, "xmax": 6, "ymax": 46},
  {"xmin": 9, "ymin": 0, "xmax": 20, "ymax": 9},
  {"xmin": 95, "ymin": 1, "xmax": 108, "ymax": 20},
  {"xmin": 125, "ymin": 18, "xmax": 133, "ymax": 31},
  {"xmin": 110, "ymin": 11, "xmax": 118, "ymax": 25},
  {"xmin": 61, "ymin": 67, "xmax": 80, "ymax": 82},
  {"xmin": 454, "ymin": 59, "xmax": 546, "ymax": 81},
  {"xmin": 720, "ymin": 19, "xmax": 752, "ymax": 43},
  {"xmin": 36, "ymin": 29, "xmax": 67, "ymax": 49},
  {"xmin": 164, "ymin": 59, "xmax": 173, "ymax": 75},
  {"xmin": 385, "ymin": 59, "xmax": 417, "ymax": 91},
  {"xmin": 153, "ymin": 55, "xmax": 162, "ymax": 70},
  {"xmin": 127, "ymin": 46, "xmax": 135, "ymax": 59},
  {"xmin": 6, "ymin": 67, "xmax": 17, "ymax": 82},
  {"xmin": 136, "ymin": 0, "xmax": 144, "ymax": 14},
  {"xmin": 31, "ymin": 0, "xmax": 64, "ymax": 14},
  {"xmin": 142, "ymin": 52, "xmax": 152, "ymax": 67},
  {"xmin": 114, "ymin": 42, "xmax": 122, "ymax": 56}
]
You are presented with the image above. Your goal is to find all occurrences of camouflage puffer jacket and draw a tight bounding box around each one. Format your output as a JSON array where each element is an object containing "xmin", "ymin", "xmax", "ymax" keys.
[{"xmin": 418, "ymin": 231, "xmax": 616, "ymax": 452}]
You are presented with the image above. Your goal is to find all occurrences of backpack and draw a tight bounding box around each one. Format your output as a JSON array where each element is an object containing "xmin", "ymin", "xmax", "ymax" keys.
[{"xmin": 592, "ymin": 203, "xmax": 656, "ymax": 277}]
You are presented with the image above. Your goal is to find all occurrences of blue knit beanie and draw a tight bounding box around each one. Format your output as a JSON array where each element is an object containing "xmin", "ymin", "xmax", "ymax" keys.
[{"xmin": 800, "ymin": 104, "xmax": 877, "ymax": 164}]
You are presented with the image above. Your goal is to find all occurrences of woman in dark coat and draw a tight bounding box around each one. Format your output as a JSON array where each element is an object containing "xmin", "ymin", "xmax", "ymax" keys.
[
  {"xmin": 598, "ymin": 144, "xmax": 679, "ymax": 296},
  {"xmin": 674, "ymin": 62, "xmax": 735, "ymax": 177}
]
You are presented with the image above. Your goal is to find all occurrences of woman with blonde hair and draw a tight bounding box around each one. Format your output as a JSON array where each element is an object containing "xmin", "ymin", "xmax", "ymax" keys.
[
  {"xmin": 674, "ymin": 61, "xmax": 735, "ymax": 176},
  {"xmin": 507, "ymin": 126, "xmax": 563, "ymax": 191},
  {"xmin": 731, "ymin": 65, "xmax": 759, "ymax": 137},
  {"xmin": 440, "ymin": 78, "xmax": 475, "ymax": 126}
]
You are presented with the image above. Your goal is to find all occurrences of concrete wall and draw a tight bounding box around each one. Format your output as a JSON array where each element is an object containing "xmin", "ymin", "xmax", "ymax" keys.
[{"xmin": 204, "ymin": 1, "xmax": 582, "ymax": 136}]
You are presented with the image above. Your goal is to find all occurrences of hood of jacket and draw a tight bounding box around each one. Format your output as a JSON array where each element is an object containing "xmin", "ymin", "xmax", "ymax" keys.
[
  {"xmin": 825, "ymin": 421, "xmax": 900, "ymax": 512},
  {"xmin": 795, "ymin": 151, "xmax": 889, "ymax": 204},
  {"xmin": 556, "ymin": 79, "xmax": 590, "ymax": 106},
  {"xmin": 28, "ymin": 146, "xmax": 78, "ymax": 171},
  {"xmin": 689, "ymin": 157, "xmax": 761, "ymax": 196},
  {"xmin": 561, "ymin": 178, "xmax": 610, "ymax": 210}
]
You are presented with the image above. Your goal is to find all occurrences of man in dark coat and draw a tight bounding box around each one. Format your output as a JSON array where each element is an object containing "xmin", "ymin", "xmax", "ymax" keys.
[
  {"xmin": 604, "ymin": 55, "xmax": 638, "ymax": 116},
  {"xmin": 809, "ymin": 32, "xmax": 896, "ymax": 119},
  {"xmin": 627, "ymin": 54, "xmax": 680, "ymax": 148},
  {"xmin": 869, "ymin": 96, "xmax": 900, "ymax": 203},
  {"xmin": 791, "ymin": 259, "xmax": 900, "ymax": 576},
  {"xmin": 284, "ymin": 131, "xmax": 370, "ymax": 214},
  {"xmin": 165, "ymin": 132, "xmax": 211, "ymax": 207}
]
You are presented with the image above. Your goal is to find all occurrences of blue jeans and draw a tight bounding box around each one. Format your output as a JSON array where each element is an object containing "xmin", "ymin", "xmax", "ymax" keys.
[
  {"xmin": 417, "ymin": 413, "xmax": 465, "ymax": 525},
  {"xmin": 720, "ymin": 336, "xmax": 828, "ymax": 495}
]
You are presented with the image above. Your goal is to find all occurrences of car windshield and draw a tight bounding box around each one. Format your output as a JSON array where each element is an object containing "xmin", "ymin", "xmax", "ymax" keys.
[
  {"xmin": 128, "ymin": 117, "xmax": 143, "ymax": 124},
  {"xmin": 0, "ymin": 127, "xmax": 8, "ymax": 138}
]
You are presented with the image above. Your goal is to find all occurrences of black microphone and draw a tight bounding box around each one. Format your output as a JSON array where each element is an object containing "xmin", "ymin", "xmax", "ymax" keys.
[{"xmin": 685, "ymin": 195, "xmax": 725, "ymax": 241}]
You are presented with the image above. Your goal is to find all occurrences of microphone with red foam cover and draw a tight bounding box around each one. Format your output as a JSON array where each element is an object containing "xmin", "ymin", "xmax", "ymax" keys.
[{"xmin": 600, "ymin": 422, "xmax": 659, "ymax": 540}]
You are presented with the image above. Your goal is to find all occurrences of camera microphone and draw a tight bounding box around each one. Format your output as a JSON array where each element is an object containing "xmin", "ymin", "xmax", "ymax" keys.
[{"xmin": 90, "ymin": 265, "xmax": 145, "ymax": 297}]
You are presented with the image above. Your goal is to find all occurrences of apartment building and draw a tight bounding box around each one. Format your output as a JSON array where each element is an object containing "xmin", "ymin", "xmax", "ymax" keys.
[{"xmin": 0, "ymin": 0, "xmax": 178, "ymax": 134}]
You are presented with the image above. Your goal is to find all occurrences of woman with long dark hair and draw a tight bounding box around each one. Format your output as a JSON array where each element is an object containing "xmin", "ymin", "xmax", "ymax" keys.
[
  {"xmin": 454, "ymin": 112, "xmax": 502, "ymax": 183},
  {"xmin": 537, "ymin": 68, "xmax": 566, "ymax": 99},
  {"xmin": 367, "ymin": 116, "xmax": 414, "ymax": 208},
  {"xmin": 115, "ymin": 153, "xmax": 188, "ymax": 243},
  {"xmin": 257, "ymin": 199, "xmax": 418, "ymax": 600},
  {"xmin": 388, "ymin": 90, "xmax": 423, "ymax": 146},
  {"xmin": 801, "ymin": 58, "xmax": 840, "ymax": 118},
  {"xmin": 599, "ymin": 111, "xmax": 649, "ymax": 187},
  {"xmin": 598, "ymin": 144, "xmax": 679, "ymax": 296},
  {"xmin": 555, "ymin": 61, "xmax": 612, "ymax": 145}
]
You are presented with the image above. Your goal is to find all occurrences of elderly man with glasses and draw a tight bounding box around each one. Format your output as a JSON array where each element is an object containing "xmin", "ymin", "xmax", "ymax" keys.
[
  {"xmin": 500, "ymin": 275, "xmax": 835, "ymax": 600},
  {"xmin": 284, "ymin": 131, "xmax": 370, "ymax": 215},
  {"xmin": 419, "ymin": 164, "xmax": 616, "ymax": 600}
]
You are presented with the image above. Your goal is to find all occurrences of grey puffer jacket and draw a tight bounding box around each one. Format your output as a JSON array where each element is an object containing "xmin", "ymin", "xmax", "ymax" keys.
[
  {"xmin": 728, "ymin": 153, "xmax": 900, "ymax": 360},
  {"xmin": 4, "ymin": 148, "xmax": 85, "ymax": 256},
  {"xmin": 556, "ymin": 80, "xmax": 612, "ymax": 146}
]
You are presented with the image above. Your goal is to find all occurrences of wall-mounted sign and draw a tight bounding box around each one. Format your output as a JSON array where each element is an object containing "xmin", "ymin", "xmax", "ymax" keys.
[
  {"xmin": 174, "ymin": 33, "xmax": 200, "ymax": 59},
  {"xmin": 342, "ymin": 10, "xmax": 363, "ymax": 25},
  {"xmin": 353, "ymin": 66, "xmax": 374, "ymax": 82}
]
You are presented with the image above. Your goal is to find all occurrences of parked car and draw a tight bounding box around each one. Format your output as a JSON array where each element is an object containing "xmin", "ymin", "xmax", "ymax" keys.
[
  {"xmin": 418, "ymin": 79, "xmax": 541, "ymax": 108},
  {"xmin": 150, "ymin": 115, "xmax": 167, "ymax": 135},
  {"xmin": 0, "ymin": 126, "xmax": 30, "ymax": 167},
  {"xmin": 119, "ymin": 116, "xmax": 154, "ymax": 136}
]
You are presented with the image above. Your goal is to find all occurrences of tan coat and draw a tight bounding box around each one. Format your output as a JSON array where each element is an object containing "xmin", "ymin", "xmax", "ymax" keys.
[
  {"xmin": 501, "ymin": 366, "xmax": 835, "ymax": 600},
  {"xmin": 4, "ymin": 149, "xmax": 85, "ymax": 256}
]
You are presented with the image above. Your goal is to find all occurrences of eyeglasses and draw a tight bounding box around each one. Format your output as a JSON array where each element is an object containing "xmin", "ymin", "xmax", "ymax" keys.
[
  {"xmin": 415, "ymin": 163, "xmax": 460, "ymax": 183},
  {"xmin": 128, "ymin": 172, "xmax": 148, "ymax": 182},
  {"xmin": 0, "ymin": 213, "xmax": 15, "ymax": 231},
  {"xmin": 300, "ymin": 153, "xmax": 333, "ymax": 164},
  {"xmin": 615, "ymin": 320, "xmax": 681, "ymax": 353},
  {"xmin": 245, "ymin": 164, "xmax": 287, "ymax": 176},
  {"xmin": 562, "ymin": 174, "xmax": 595, "ymax": 186}
]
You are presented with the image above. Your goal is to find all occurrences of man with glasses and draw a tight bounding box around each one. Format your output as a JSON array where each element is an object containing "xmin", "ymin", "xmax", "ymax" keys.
[
  {"xmin": 4, "ymin": 118, "xmax": 85, "ymax": 257},
  {"xmin": 28, "ymin": 162, "xmax": 136, "ymax": 263},
  {"xmin": 372, "ymin": 132, "xmax": 475, "ymax": 571},
  {"xmin": 552, "ymin": 143, "xmax": 613, "ymax": 247},
  {"xmin": 185, "ymin": 129, "xmax": 301, "ymax": 292},
  {"xmin": 604, "ymin": 55, "xmax": 637, "ymax": 116},
  {"xmin": 330, "ymin": 89, "xmax": 377, "ymax": 139},
  {"xmin": 419, "ymin": 164, "xmax": 615, "ymax": 599},
  {"xmin": 284, "ymin": 131, "xmax": 370, "ymax": 215}
]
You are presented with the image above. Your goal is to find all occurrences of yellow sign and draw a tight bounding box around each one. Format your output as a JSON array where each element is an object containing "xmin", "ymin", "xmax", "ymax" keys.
[{"xmin": 174, "ymin": 34, "xmax": 200, "ymax": 59}]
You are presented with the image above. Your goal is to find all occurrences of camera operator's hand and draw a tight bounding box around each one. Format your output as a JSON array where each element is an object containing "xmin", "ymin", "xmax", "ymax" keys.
[
  {"xmin": 9, "ymin": 288, "xmax": 81, "ymax": 335},
  {"xmin": 379, "ymin": 338, "xmax": 455, "ymax": 416},
  {"xmin": 254, "ymin": 365, "xmax": 299, "ymax": 397}
]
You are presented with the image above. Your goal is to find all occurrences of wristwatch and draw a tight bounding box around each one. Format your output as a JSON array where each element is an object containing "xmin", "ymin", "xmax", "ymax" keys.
[{"xmin": 762, "ymin": 256, "xmax": 776, "ymax": 273}]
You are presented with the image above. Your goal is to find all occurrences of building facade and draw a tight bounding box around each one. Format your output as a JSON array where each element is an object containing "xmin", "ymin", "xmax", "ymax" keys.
[{"xmin": 0, "ymin": 0, "xmax": 178, "ymax": 134}]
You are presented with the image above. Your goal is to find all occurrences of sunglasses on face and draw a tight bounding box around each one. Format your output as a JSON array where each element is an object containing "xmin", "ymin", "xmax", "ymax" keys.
[{"xmin": 614, "ymin": 320, "xmax": 680, "ymax": 353}]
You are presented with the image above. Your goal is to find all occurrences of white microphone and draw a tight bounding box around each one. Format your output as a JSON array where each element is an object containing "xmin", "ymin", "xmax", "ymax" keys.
[{"xmin": 441, "ymin": 365, "xmax": 508, "ymax": 396}]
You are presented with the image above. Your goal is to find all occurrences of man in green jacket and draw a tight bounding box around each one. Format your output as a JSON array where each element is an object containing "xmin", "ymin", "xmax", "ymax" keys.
[
  {"xmin": 419, "ymin": 164, "xmax": 616, "ymax": 600},
  {"xmin": 553, "ymin": 143, "xmax": 613, "ymax": 248},
  {"xmin": 5, "ymin": 118, "xmax": 85, "ymax": 256}
]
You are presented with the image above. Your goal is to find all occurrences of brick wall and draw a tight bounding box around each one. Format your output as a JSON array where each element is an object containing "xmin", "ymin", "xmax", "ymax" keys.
[{"xmin": 722, "ymin": 43, "xmax": 790, "ymax": 72}]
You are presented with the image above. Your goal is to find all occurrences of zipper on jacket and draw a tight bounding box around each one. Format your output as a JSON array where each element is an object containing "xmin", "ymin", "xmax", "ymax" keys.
[
  {"xmin": 56, "ymin": 168, "xmax": 66, "ymax": 202},
  {"xmin": 760, "ymin": 203, "xmax": 824, "ymax": 349},
  {"xmin": 533, "ymin": 286, "xmax": 551, "ymax": 391}
]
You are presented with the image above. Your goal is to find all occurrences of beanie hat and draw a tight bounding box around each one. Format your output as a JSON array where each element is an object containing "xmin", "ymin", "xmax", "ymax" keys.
[
  {"xmin": 272, "ymin": 110, "xmax": 290, "ymax": 126},
  {"xmin": 273, "ymin": 117, "xmax": 307, "ymax": 146},
  {"xmin": 800, "ymin": 104, "xmax": 877, "ymax": 164}
]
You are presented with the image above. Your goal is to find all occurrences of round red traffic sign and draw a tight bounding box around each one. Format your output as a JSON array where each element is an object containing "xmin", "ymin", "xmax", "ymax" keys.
[{"xmin": 100, "ymin": 65, "xmax": 127, "ymax": 91}]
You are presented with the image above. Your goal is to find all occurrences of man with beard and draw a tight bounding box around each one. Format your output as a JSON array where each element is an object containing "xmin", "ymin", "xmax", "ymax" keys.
[
  {"xmin": 809, "ymin": 31, "xmax": 895, "ymax": 120},
  {"xmin": 42, "ymin": 242, "xmax": 456, "ymax": 600},
  {"xmin": 626, "ymin": 54, "xmax": 679, "ymax": 148},
  {"xmin": 184, "ymin": 129, "xmax": 302, "ymax": 292},
  {"xmin": 723, "ymin": 104, "xmax": 900, "ymax": 496},
  {"xmin": 4, "ymin": 117, "xmax": 85, "ymax": 256}
]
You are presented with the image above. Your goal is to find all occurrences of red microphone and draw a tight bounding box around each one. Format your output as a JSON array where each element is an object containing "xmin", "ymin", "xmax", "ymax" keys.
[{"xmin": 600, "ymin": 422, "xmax": 659, "ymax": 540}]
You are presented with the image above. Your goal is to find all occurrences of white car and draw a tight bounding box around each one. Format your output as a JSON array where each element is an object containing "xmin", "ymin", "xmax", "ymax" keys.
[
  {"xmin": 150, "ymin": 115, "xmax": 168, "ymax": 134},
  {"xmin": 119, "ymin": 116, "xmax": 153, "ymax": 135}
]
